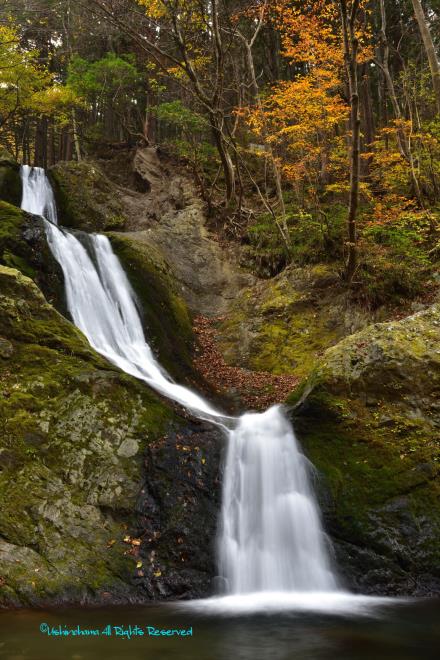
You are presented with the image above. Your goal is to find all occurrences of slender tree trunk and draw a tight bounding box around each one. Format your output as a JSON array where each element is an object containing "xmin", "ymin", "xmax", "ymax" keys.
[
  {"xmin": 411, "ymin": 0, "xmax": 440, "ymax": 114},
  {"xmin": 340, "ymin": 0, "xmax": 361, "ymax": 284},
  {"xmin": 244, "ymin": 39, "xmax": 286, "ymax": 222},
  {"xmin": 360, "ymin": 64, "xmax": 375, "ymax": 146},
  {"xmin": 71, "ymin": 110, "xmax": 82, "ymax": 161},
  {"xmin": 210, "ymin": 113, "xmax": 236, "ymax": 205},
  {"xmin": 359, "ymin": 63, "xmax": 375, "ymax": 177},
  {"xmin": 379, "ymin": 0, "xmax": 423, "ymax": 203}
]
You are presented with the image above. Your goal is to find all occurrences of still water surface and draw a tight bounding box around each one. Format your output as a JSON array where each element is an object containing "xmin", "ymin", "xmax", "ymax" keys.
[{"xmin": 0, "ymin": 598, "xmax": 439, "ymax": 660}]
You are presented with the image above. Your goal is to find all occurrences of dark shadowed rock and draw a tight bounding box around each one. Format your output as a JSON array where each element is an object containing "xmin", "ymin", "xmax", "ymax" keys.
[
  {"xmin": 0, "ymin": 150, "xmax": 21, "ymax": 207},
  {"xmin": 134, "ymin": 421, "xmax": 223, "ymax": 599}
]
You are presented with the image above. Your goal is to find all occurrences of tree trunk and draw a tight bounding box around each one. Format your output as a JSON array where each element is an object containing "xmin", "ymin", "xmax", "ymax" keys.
[
  {"xmin": 210, "ymin": 113, "xmax": 236, "ymax": 206},
  {"xmin": 379, "ymin": 0, "xmax": 423, "ymax": 203},
  {"xmin": 340, "ymin": 0, "xmax": 361, "ymax": 284},
  {"xmin": 72, "ymin": 110, "xmax": 82, "ymax": 161},
  {"xmin": 411, "ymin": 0, "xmax": 440, "ymax": 114}
]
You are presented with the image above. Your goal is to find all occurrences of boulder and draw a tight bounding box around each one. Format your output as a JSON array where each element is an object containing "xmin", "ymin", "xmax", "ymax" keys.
[
  {"xmin": 290, "ymin": 306, "xmax": 440, "ymax": 595},
  {"xmin": 49, "ymin": 160, "xmax": 126, "ymax": 231},
  {"xmin": 0, "ymin": 265, "xmax": 223, "ymax": 607},
  {"xmin": 0, "ymin": 149, "xmax": 21, "ymax": 207},
  {"xmin": 215, "ymin": 264, "xmax": 378, "ymax": 379}
]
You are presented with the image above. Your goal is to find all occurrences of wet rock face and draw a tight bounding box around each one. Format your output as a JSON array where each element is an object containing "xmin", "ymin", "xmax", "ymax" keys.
[
  {"xmin": 0, "ymin": 150, "xmax": 21, "ymax": 206},
  {"xmin": 134, "ymin": 422, "xmax": 224, "ymax": 600},
  {"xmin": 290, "ymin": 305, "xmax": 440, "ymax": 596},
  {"xmin": 0, "ymin": 264, "xmax": 184, "ymax": 608},
  {"xmin": 49, "ymin": 160, "xmax": 127, "ymax": 231},
  {"xmin": 0, "ymin": 201, "xmax": 66, "ymax": 311},
  {"xmin": 115, "ymin": 147, "xmax": 253, "ymax": 318}
]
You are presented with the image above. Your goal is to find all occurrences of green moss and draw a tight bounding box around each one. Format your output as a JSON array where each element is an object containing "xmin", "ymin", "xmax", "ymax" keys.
[
  {"xmin": 0, "ymin": 201, "xmax": 43, "ymax": 281},
  {"xmin": 216, "ymin": 264, "xmax": 345, "ymax": 379},
  {"xmin": 0, "ymin": 265, "xmax": 184, "ymax": 605},
  {"xmin": 109, "ymin": 233, "xmax": 195, "ymax": 381},
  {"xmin": 291, "ymin": 306, "xmax": 440, "ymax": 576},
  {"xmin": 0, "ymin": 200, "xmax": 24, "ymax": 246},
  {"xmin": 0, "ymin": 151, "xmax": 21, "ymax": 206},
  {"xmin": 49, "ymin": 161, "xmax": 126, "ymax": 231}
]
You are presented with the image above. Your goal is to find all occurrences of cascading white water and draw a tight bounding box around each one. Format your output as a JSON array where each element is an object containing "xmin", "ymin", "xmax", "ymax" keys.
[
  {"xmin": 20, "ymin": 165, "xmax": 339, "ymax": 598},
  {"xmin": 219, "ymin": 407, "xmax": 337, "ymax": 593},
  {"xmin": 20, "ymin": 166, "xmax": 221, "ymax": 419},
  {"xmin": 20, "ymin": 165, "xmax": 58, "ymax": 225}
]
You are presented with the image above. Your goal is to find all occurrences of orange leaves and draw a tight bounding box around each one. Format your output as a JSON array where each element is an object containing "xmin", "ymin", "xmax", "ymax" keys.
[
  {"xmin": 237, "ymin": 1, "xmax": 351, "ymax": 195},
  {"xmin": 245, "ymin": 69, "xmax": 347, "ymax": 188},
  {"xmin": 270, "ymin": 0, "xmax": 371, "ymax": 69}
]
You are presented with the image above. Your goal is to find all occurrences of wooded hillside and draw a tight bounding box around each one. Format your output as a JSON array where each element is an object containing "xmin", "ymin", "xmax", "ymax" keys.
[{"xmin": 1, "ymin": 0, "xmax": 440, "ymax": 303}]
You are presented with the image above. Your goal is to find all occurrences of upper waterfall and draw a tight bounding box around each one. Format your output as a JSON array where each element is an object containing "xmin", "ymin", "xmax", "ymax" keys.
[
  {"xmin": 20, "ymin": 165, "xmax": 339, "ymax": 597},
  {"xmin": 20, "ymin": 165, "xmax": 58, "ymax": 225}
]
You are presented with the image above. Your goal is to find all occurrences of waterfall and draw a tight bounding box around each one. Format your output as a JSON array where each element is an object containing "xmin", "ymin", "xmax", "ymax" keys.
[
  {"xmin": 20, "ymin": 165, "xmax": 58, "ymax": 225},
  {"xmin": 219, "ymin": 408, "xmax": 336, "ymax": 593},
  {"xmin": 20, "ymin": 165, "xmax": 339, "ymax": 598}
]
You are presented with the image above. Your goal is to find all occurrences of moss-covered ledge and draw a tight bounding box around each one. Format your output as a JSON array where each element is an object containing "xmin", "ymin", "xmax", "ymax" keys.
[
  {"xmin": 289, "ymin": 306, "xmax": 440, "ymax": 595},
  {"xmin": 214, "ymin": 264, "xmax": 376, "ymax": 380},
  {"xmin": 108, "ymin": 232, "xmax": 195, "ymax": 383},
  {"xmin": 0, "ymin": 265, "xmax": 184, "ymax": 608}
]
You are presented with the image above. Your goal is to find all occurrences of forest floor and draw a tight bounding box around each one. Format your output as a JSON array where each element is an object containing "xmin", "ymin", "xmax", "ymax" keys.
[{"xmin": 193, "ymin": 315, "xmax": 299, "ymax": 411}]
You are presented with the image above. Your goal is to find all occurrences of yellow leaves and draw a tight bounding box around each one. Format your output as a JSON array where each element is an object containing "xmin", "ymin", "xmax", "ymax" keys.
[
  {"xmin": 138, "ymin": 0, "xmax": 207, "ymax": 31},
  {"xmin": 137, "ymin": 0, "xmax": 168, "ymax": 20},
  {"xmin": 0, "ymin": 23, "xmax": 52, "ymax": 118},
  {"xmin": 30, "ymin": 85, "xmax": 82, "ymax": 123},
  {"xmin": 167, "ymin": 66, "xmax": 187, "ymax": 81},
  {"xmin": 123, "ymin": 535, "xmax": 142, "ymax": 546},
  {"xmin": 0, "ymin": 21, "xmax": 80, "ymax": 127}
]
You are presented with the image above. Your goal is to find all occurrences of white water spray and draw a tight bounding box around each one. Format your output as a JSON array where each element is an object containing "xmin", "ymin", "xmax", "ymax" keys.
[{"xmin": 21, "ymin": 165, "xmax": 340, "ymax": 599}]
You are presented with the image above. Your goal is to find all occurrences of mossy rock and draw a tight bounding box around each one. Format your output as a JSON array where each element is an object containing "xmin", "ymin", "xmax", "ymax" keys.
[
  {"xmin": 215, "ymin": 264, "xmax": 376, "ymax": 379},
  {"xmin": 109, "ymin": 232, "xmax": 195, "ymax": 382},
  {"xmin": 49, "ymin": 160, "xmax": 126, "ymax": 231},
  {"xmin": 0, "ymin": 265, "xmax": 186, "ymax": 607},
  {"xmin": 290, "ymin": 306, "xmax": 440, "ymax": 595},
  {"xmin": 0, "ymin": 150, "xmax": 21, "ymax": 207},
  {"xmin": 0, "ymin": 200, "xmax": 65, "ymax": 309}
]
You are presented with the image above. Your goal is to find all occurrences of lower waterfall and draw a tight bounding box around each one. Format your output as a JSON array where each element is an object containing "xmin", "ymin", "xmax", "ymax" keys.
[{"xmin": 20, "ymin": 165, "xmax": 339, "ymax": 599}]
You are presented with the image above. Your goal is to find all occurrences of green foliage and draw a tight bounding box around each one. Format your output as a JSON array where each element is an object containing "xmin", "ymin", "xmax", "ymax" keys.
[
  {"xmin": 243, "ymin": 213, "xmax": 291, "ymax": 277},
  {"xmin": 243, "ymin": 205, "xmax": 345, "ymax": 277},
  {"xmin": 68, "ymin": 53, "xmax": 142, "ymax": 104},
  {"xmin": 153, "ymin": 100, "xmax": 216, "ymax": 185},
  {"xmin": 67, "ymin": 53, "xmax": 142, "ymax": 144},
  {"xmin": 364, "ymin": 212, "xmax": 433, "ymax": 261},
  {"xmin": 154, "ymin": 100, "xmax": 207, "ymax": 133},
  {"xmin": 287, "ymin": 205, "xmax": 345, "ymax": 264},
  {"xmin": 355, "ymin": 241, "xmax": 430, "ymax": 308},
  {"xmin": 354, "ymin": 209, "xmax": 438, "ymax": 308}
]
